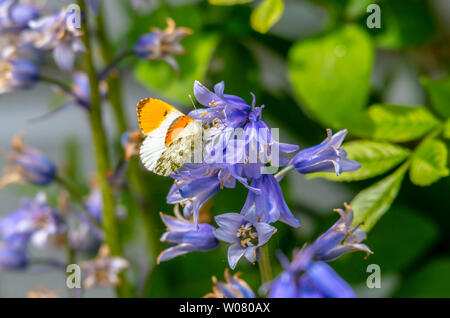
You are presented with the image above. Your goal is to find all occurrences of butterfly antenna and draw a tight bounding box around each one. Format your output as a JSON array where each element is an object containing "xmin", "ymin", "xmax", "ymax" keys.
[{"xmin": 188, "ymin": 94, "xmax": 197, "ymax": 109}]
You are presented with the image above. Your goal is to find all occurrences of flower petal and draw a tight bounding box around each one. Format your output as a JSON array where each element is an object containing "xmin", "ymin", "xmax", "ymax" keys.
[{"xmin": 227, "ymin": 243, "xmax": 245, "ymax": 270}]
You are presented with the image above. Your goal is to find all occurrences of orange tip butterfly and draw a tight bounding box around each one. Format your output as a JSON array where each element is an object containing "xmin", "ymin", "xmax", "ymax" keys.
[{"xmin": 137, "ymin": 98, "xmax": 202, "ymax": 176}]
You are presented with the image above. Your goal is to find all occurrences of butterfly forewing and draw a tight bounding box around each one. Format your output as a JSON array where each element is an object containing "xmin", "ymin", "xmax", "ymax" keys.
[{"xmin": 137, "ymin": 98, "xmax": 202, "ymax": 176}]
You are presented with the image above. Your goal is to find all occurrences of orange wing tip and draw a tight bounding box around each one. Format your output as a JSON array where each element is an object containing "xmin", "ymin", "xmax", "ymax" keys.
[
  {"xmin": 137, "ymin": 98, "xmax": 151, "ymax": 112},
  {"xmin": 137, "ymin": 98, "xmax": 177, "ymax": 135}
]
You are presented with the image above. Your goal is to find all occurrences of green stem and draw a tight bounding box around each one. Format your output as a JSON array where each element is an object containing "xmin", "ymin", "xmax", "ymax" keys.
[
  {"xmin": 98, "ymin": 50, "xmax": 134, "ymax": 81},
  {"xmin": 274, "ymin": 164, "xmax": 294, "ymax": 181},
  {"xmin": 77, "ymin": 0, "xmax": 128, "ymax": 297},
  {"xmin": 40, "ymin": 75, "xmax": 72, "ymax": 94},
  {"xmin": 258, "ymin": 243, "xmax": 273, "ymax": 286},
  {"xmin": 95, "ymin": 2, "xmax": 161, "ymax": 296},
  {"xmin": 95, "ymin": 5, "xmax": 128, "ymax": 136},
  {"xmin": 95, "ymin": 0, "xmax": 162, "ymax": 285},
  {"xmin": 39, "ymin": 75, "xmax": 84, "ymax": 105}
]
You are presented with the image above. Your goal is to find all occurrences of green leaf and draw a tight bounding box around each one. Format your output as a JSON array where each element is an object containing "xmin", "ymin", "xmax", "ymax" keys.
[
  {"xmin": 250, "ymin": 0, "xmax": 284, "ymax": 34},
  {"xmin": 444, "ymin": 119, "xmax": 450, "ymax": 139},
  {"xmin": 349, "ymin": 104, "xmax": 440, "ymax": 142},
  {"xmin": 134, "ymin": 33, "xmax": 220, "ymax": 105},
  {"xmin": 394, "ymin": 258, "xmax": 450, "ymax": 297},
  {"xmin": 351, "ymin": 163, "xmax": 408, "ymax": 232},
  {"xmin": 308, "ymin": 140, "xmax": 411, "ymax": 181},
  {"xmin": 209, "ymin": 0, "xmax": 253, "ymax": 5},
  {"xmin": 410, "ymin": 138, "xmax": 449, "ymax": 186},
  {"xmin": 421, "ymin": 76, "xmax": 450, "ymax": 119},
  {"xmin": 288, "ymin": 25, "xmax": 373, "ymax": 128}
]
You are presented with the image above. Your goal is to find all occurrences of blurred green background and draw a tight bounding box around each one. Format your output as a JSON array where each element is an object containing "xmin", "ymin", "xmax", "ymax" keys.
[{"xmin": 1, "ymin": 0, "xmax": 449, "ymax": 297}]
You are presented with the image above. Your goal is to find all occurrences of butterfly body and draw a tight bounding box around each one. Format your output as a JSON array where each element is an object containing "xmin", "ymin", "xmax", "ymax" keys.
[{"xmin": 137, "ymin": 98, "xmax": 202, "ymax": 176}]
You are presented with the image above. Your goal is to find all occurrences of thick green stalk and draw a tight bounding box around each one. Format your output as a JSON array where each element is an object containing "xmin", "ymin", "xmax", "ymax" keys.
[
  {"xmin": 94, "ymin": 2, "xmax": 162, "ymax": 295},
  {"xmin": 258, "ymin": 244, "xmax": 273, "ymax": 286},
  {"xmin": 94, "ymin": 1, "xmax": 160, "ymax": 256},
  {"xmin": 95, "ymin": 4, "xmax": 128, "ymax": 135},
  {"xmin": 77, "ymin": 0, "xmax": 128, "ymax": 297}
]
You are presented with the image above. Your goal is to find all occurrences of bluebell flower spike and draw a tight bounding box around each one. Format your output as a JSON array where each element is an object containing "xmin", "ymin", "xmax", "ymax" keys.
[{"xmin": 169, "ymin": 81, "xmax": 301, "ymax": 231}]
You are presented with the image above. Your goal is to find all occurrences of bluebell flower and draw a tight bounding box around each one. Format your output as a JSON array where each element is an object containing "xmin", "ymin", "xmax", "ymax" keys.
[
  {"xmin": 189, "ymin": 81, "xmax": 251, "ymax": 128},
  {"xmin": 134, "ymin": 17, "xmax": 192, "ymax": 72},
  {"xmin": 80, "ymin": 245, "xmax": 129, "ymax": 289},
  {"xmin": 291, "ymin": 129, "xmax": 360, "ymax": 176},
  {"xmin": 0, "ymin": 136, "xmax": 56, "ymax": 188},
  {"xmin": 157, "ymin": 209, "xmax": 218, "ymax": 263},
  {"xmin": 268, "ymin": 248, "xmax": 356, "ymax": 298},
  {"xmin": 24, "ymin": 8, "xmax": 84, "ymax": 71},
  {"xmin": 312, "ymin": 203, "xmax": 372, "ymax": 262},
  {"xmin": 241, "ymin": 174, "xmax": 300, "ymax": 228},
  {"xmin": 0, "ymin": 0, "xmax": 40, "ymax": 33},
  {"xmin": 205, "ymin": 269, "xmax": 255, "ymax": 298},
  {"xmin": 0, "ymin": 235, "xmax": 29, "ymax": 270},
  {"xmin": 214, "ymin": 205, "xmax": 277, "ymax": 269},
  {"xmin": 0, "ymin": 193, "xmax": 66, "ymax": 248},
  {"xmin": 167, "ymin": 168, "xmax": 223, "ymax": 228},
  {"xmin": 0, "ymin": 47, "xmax": 39, "ymax": 94}
]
